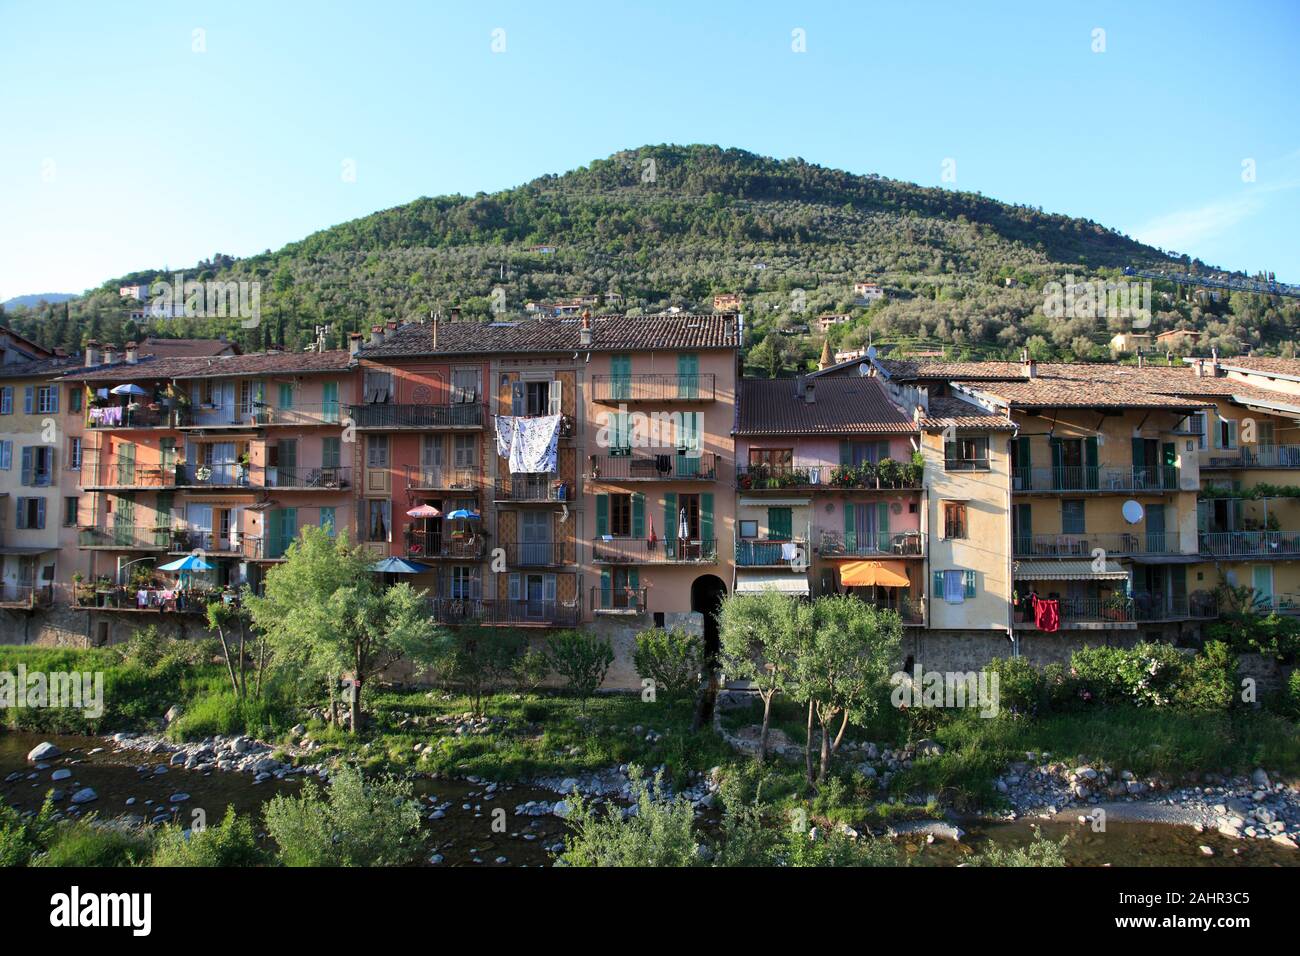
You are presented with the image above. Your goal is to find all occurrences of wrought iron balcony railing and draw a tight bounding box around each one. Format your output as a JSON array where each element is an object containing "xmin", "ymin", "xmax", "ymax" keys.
[
  {"xmin": 406, "ymin": 466, "xmax": 478, "ymax": 491},
  {"xmin": 347, "ymin": 403, "xmax": 484, "ymax": 429},
  {"xmin": 590, "ymin": 373, "xmax": 716, "ymax": 403},
  {"xmin": 587, "ymin": 451, "xmax": 716, "ymax": 482},
  {"xmin": 493, "ymin": 476, "xmax": 571, "ymax": 502},
  {"xmin": 1013, "ymin": 531, "xmax": 1186, "ymax": 557},
  {"xmin": 591, "ymin": 537, "xmax": 718, "ymax": 564},
  {"xmin": 404, "ymin": 530, "xmax": 487, "ymax": 560},
  {"xmin": 735, "ymin": 539, "xmax": 807, "ymax": 566},
  {"xmin": 819, "ymin": 530, "xmax": 924, "ymax": 557},
  {"xmin": 1199, "ymin": 530, "xmax": 1300, "ymax": 558},
  {"xmin": 78, "ymin": 526, "xmax": 170, "ymax": 549},
  {"xmin": 591, "ymin": 585, "xmax": 649, "ymax": 614},
  {"xmin": 1013, "ymin": 466, "xmax": 1178, "ymax": 493},
  {"xmin": 262, "ymin": 465, "xmax": 351, "ymax": 489},
  {"xmin": 426, "ymin": 597, "xmax": 581, "ymax": 627}
]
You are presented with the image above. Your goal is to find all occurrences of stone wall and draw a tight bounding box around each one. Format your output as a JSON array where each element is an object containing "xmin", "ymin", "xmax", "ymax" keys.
[{"xmin": 0, "ymin": 607, "xmax": 206, "ymax": 649}]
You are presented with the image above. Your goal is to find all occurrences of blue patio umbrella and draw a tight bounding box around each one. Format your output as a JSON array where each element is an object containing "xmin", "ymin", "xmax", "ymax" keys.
[
  {"xmin": 445, "ymin": 509, "xmax": 481, "ymax": 520},
  {"xmin": 158, "ymin": 555, "xmax": 215, "ymax": 572},
  {"xmin": 369, "ymin": 556, "xmax": 433, "ymax": 574},
  {"xmin": 110, "ymin": 383, "xmax": 149, "ymax": 396}
]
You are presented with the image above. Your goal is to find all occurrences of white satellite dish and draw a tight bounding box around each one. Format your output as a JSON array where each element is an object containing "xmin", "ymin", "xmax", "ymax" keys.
[{"xmin": 1121, "ymin": 500, "xmax": 1145, "ymax": 524}]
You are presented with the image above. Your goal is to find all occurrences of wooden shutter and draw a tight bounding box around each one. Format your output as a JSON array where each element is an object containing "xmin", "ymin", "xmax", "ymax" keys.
[
  {"xmin": 595, "ymin": 494, "xmax": 609, "ymax": 536},
  {"xmin": 631, "ymin": 493, "xmax": 645, "ymax": 538}
]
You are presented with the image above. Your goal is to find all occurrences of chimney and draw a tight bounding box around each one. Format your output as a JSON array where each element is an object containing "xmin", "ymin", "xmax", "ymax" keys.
[
  {"xmin": 124, "ymin": 342, "xmax": 138, "ymax": 364},
  {"xmin": 1210, "ymin": 346, "xmax": 1220, "ymax": 376},
  {"xmin": 348, "ymin": 332, "xmax": 364, "ymax": 357},
  {"xmin": 1021, "ymin": 347, "xmax": 1037, "ymax": 379},
  {"xmin": 1137, "ymin": 353, "xmax": 1144, "ymax": 369},
  {"xmin": 84, "ymin": 340, "xmax": 100, "ymax": 367},
  {"xmin": 370, "ymin": 325, "xmax": 385, "ymax": 347},
  {"xmin": 450, "ymin": 307, "xmax": 461, "ymax": 323},
  {"xmin": 102, "ymin": 343, "xmax": 117, "ymax": 365},
  {"xmin": 580, "ymin": 310, "xmax": 593, "ymax": 347},
  {"xmin": 804, "ymin": 378, "xmax": 816, "ymax": 404},
  {"xmin": 431, "ymin": 314, "xmax": 439, "ymax": 351},
  {"xmin": 386, "ymin": 320, "xmax": 398, "ymax": 332}
]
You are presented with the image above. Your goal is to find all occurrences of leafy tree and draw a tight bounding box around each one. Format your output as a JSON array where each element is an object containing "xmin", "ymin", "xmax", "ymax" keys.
[
  {"xmin": 546, "ymin": 630, "xmax": 614, "ymax": 711},
  {"xmin": 436, "ymin": 625, "xmax": 526, "ymax": 716},
  {"xmin": 632, "ymin": 626, "xmax": 704, "ymax": 699},
  {"xmin": 244, "ymin": 527, "xmax": 447, "ymax": 731},
  {"xmin": 718, "ymin": 591, "xmax": 813, "ymax": 762},
  {"xmin": 559, "ymin": 770, "xmax": 700, "ymax": 867}
]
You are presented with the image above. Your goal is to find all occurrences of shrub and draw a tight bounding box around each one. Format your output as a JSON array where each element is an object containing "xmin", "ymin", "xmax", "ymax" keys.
[
  {"xmin": 0, "ymin": 797, "xmax": 57, "ymax": 867},
  {"xmin": 512, "ymin": 647, "xmax": 551, "ymax": 692},
  {"xmin": 777, "ymin": 827, "xmax": 898, "ymax": 867},
  {"xmin": 632, "ymin": 626, "xmax": 704, "ymax": 699},
  {"xmin": 1180, "ymin": 641, "xmax": 1238, "ymax": 711},
  {"xmin": 984, "ymin": 657, "xmax": 1042, "ymax": 716},
  {"xmin": 34, "ymin": 821, "xmax": 152, "ymax": 867},
  {"xmin": 263, "ymin": 765, "xmax": 423, "ymax": 866},
  {"xmin": 432, "ymin": 625, "xmax": 526, "ymax": 714},
  {"xmin": 546, "ymin": 630, "xmax": 614, "ymax": 710},
  {"xmin": 1284, "ymin": 670, "xmax": 1300, "ymax": 719},
  {"xmin": 559, "ymin": 770, "xmax": 700, "ymax": 867},
  {"xmin": 166, "ymin": 685, "xmax": 294, "ymax": 741},
  {"xmin": 151, "ymin": 807, "xmax": 265, "ymax": 867},
  {"xmin": 1070, "ymin": 642, "xmax": 1189, "ymax": 707},
  {"xmin": 968, "ymin": 826, "xmax": 1068, "ymax": 866}
]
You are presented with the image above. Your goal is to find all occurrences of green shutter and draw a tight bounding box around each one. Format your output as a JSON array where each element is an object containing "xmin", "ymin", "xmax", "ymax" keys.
[
  {"xmin": 933, "ymin": 571, "xmax": 944, "ymax": 596},
  {"xmin": 839, "ymin": 441, "xmax": 852, "ymax": 466},
  {"xmin": 844, "ymin": 501, "xmax": 855, "ymax": 552},
  {"xmin": 701, "ymin": 493, "xmax": 714, "ymax": 549},
  {"xmin": 1163, "ymin": 442, "xmax": 1177, "ymax": 489},
  {"xmin": 1084, "ymin": 437, "xmax": 1099, "ymax": 489},
  {"xmin": 595, "ymin": 494, "xmax": 609, "ymax": 536},
  {"xmin": 629, "ymin": 568, "xmax": 639, "ymax": 591},
  {"xmin": 1049, "ymin": 437, "xmax": 1063, "ymax": 489},
  {"xmin": 963, "ymin": 570, "xmax": 977, "ymax": 598},
  {"xmin": 677, "ymin": 353, "xmax": 698, "ymax": 399},
  {"xmin": 1014, "ymin": 502, "xmax": 1032, "ymax": 553},
  {"xmin": 877, "ymin": 501, "xmax": 889, "ymax": 551},
  {"xmin": 600, "ymin": 568, "xmax": 612, "ymax": 607},
  {"xmin": 1016, "ymin": 435, "xmax": 1031, "ymax": 470},
  {"xmin": 664, "ymin": 492, "xmax": 677, "ymax": 559},
  {"xmin": 768, "ymin": 507, "xmax": 792, "ymax": 540},
  {"xmin": 1132, "ymin": 437, "xmax": 1145, "ymax": 470},
  {"xmin": 631, "ymin": 493, "xmax": 644, "ymax": 538}
]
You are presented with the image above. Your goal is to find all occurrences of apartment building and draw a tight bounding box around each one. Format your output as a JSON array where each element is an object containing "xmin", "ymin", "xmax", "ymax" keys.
[
  {"xmin": 733, "ymin": 376, "xmax": 924, "ymax": 623},
  {"xmin": 55, "ymin": 345, "xmax": 355, "ymax": 644},
  {"xmin": 351, "ymin": 313, "xmax": 739, "ymax": 675}
]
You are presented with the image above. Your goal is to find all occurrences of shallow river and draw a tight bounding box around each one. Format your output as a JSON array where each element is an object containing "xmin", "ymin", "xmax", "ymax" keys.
[{"xmin": 3, "ymin": 731, "xmax": 1296, "ymax": 867}]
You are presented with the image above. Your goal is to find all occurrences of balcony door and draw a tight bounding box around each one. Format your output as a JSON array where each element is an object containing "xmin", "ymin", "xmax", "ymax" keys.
[
  {"xmin": 1145, "ymin": 504, "xmax": 1165, "ymax": 553},
  {"xmin": 521, "ymin": 511, "xmax": 551, "ymax": 565}
]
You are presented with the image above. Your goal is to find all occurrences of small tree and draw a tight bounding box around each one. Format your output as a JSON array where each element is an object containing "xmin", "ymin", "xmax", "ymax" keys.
[
  {"xmin": 797, "ymin": 595, "xmax": 901, "ymax": 785},
  {"xmin": 206, "ymin": 600, "xmax": 272, "ymax": 699},
  {"xmin": 632, "ymin": 626, "xmax": 704, "ymax": 699},
  {"xmin": 546, "ymin": 630, "xmax": 614, "ymax": 711},
  {"xmin": 718, "ymin": 591, "xmax": 813, "ymax": 762},
  {"xmin": 560, "ymin": 770, "xmax": 699, "ymax": 867},
  {"xmin": 438, "ymin": 625, "xmax": 526, "ymax": 715}
]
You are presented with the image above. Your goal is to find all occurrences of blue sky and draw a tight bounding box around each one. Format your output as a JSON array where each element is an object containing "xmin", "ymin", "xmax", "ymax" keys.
[{"xmin": 1, "ymin": 0, "xmax": 1297, "ymax": 300}]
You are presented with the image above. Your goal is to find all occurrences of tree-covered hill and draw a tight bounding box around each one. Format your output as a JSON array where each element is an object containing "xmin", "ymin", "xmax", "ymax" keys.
[{"xmin": 5, "ymin": 144, "xmax": 1295, "ymax": 371}]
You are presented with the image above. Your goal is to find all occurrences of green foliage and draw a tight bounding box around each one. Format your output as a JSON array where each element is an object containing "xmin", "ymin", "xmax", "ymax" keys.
[
  {"xmin": 33, "ymin": 821, "xmax": 152, "ymax": 868},
  {"xmin": 983, "ymin": 657, "xmax": 1043, "ymax": 716},
  {"xmin": 432, "ymin": 625, "xmax": 527, "ymax": 714},
  {"xmin": 0, "ymin": 796, "xmax": 58, "ymax": 867},
  {"xmin": 151, "ymin": 807, "xmax": 265, "ymax": 867},
  {"xmin": 632, "ymin": 626, "xmax": 704, "ymax": 699},
  {"xmin": 1286, "ymin": 670, "xmax": 1300, "ymax": 719},
  {"xmin": 559, "ymin": 769, "xmax": 701, "ymax": 867},
  {"xmin": 166, "ymin": 684, "xmax": 295, "ymax": 741},
  {"xmin": 263, "ymin": 765, "xmax": 424, "ymax": 866},
  {"xmin": 512, "ymin": 647, "xmax": 551, "ymax": 693},
  {"xmin": 1208, "ymin": 591, "xmax": 1300, "ymax": 662},
  {"xmin": 545, "ymin": 630, "xmax": 614, "ymax": 709},
  {"xmin": 968, "ymin": 826, "xmax": 1068, "ymax": 867},
  {"xmin": 777, "ymin": 827, "xmax": 899, "ymax": 867},
  {"xmin": 1070, "ymin": 642, "xmax": 1191, "ymax": 707}
]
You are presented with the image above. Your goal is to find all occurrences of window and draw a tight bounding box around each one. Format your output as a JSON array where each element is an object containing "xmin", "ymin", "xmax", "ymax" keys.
[
  {"xmin": 749, "ymin": 448, "xmax": 793, "ymax": 470},
  {"xmin": 322, "ymin": 437, "xmax": 341, "ymax": 469},
  {"xmin": 1217, "ymin": 417, "xmax": 1238, "ymax": 450},
  {"xmin": 944, "ymin": 435, "xmax": 990, "ymax": 471},
  {"xmin": 450, "ymin": 565, "xmax": 477, "ymax": 599},
  {"xmin": 0, "ymin": 387, "xmax": 11, "ymax": 414},
  {"xmin": 452, "ymin": 368, "xmax": 479, "ymax": 403},
  {"xmin": 1061, "ymin": 499, "xmax": 1086, "ymax": 535},
  {"xmin": 367, "ymin": 435, "xmax": 389, "ymax": 467},
  {"xmin": 22, "ymin": 446, "xmax": 54, "ymax": 486},
  {"xmin": 319, "ymin": 506, "xmax": 336, "ymax": 536},
  {"xmin": 36, "ymin": 385, "xmax": 58, "ymax": 414},
  {"xmin": 453, "ymin": 433, "xmax": 476, "ymax": 469},
  {"xmin": 278, "ymin": 383, "xmax": 294, "ymax": 409},
  {"xmin": 943, "ymin": 501, "xmax": 968, "ymax": 539},
  {"xmin": 68, "ymin": 388, "xmax": 82, "ymax": 413},
  {"xmin": 67, "ymin": 437, "xmax": 82, "ymax": 470},
  {"xmin": 16, "ymin": 497, "xmax": 45, "ymax": 530},
  {"xmin": 1190, "ymin": 411, "xmax": 1209, "ymax": 450},
  {"xmin": 738, "ymin": 519, "xmax": 758, "ymax": 539},
  {"xmin": 363, "ymin": 369, "xmax": 393, "ymax": 403},
  {"xmin": 0, "ymin": 440, "xmax": 11, "ymax": 470},
  {"xmin": 767, "ymin": 507, "xmax": 793, "ymax": 540},
  {"xmin": 63, "ymin": 497, "xmax": 79, "ymax": 527},
  {"xmin": 525, "ymin": 380, "xmax": 550, "ymax": 417},
  {"xmin": 609, "ymin": 493, "xmax": 632, "ymax": 537},
  {"xmin": 936, "ymin": 569, "xmax": 977, "ymax": 603},
  {"xmin": 367, "ymin": 499, "xmax": 390, "ymax": 541},
  {"xmin": 843, "ymin": 441, "xmax": 889, "ymax": 466}
]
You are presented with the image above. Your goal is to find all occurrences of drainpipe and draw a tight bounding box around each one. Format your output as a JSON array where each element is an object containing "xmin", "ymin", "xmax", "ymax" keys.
[{"xmin": 1007, "ymin": 428, "xmax": 1019, "ymax": 658}]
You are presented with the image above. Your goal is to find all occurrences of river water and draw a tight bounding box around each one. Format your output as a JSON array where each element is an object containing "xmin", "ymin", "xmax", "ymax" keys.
[{"xmin": 3, "ymin": 731, "xmax": 1296, "ymax": 867}]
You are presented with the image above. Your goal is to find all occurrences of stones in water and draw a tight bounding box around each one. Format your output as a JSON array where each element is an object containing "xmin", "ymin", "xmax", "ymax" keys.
[
  {"xmin": 26, "ymin": 742, "xmax": 61, "ymax": 762},
  {"xmin": 70, "ymin": 787, "xmax": 97, "ymax": 804},
  {"xmin": 50, "ymin": 769, "xmax": 72, "ymax": 781}
]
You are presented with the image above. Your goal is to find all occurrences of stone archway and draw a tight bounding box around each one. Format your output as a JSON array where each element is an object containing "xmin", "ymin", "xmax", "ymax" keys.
[{"xmin": 690, "ymin": 573, "xmax": 727, "ymax": 660}]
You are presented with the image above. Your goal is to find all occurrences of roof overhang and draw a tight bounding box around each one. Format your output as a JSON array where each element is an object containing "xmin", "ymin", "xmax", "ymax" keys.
[
  {"xmin": 734, "ymin": 570, "xmax": 811, "ymax": 595},
  {"xmin": 1014, "ymin": 559, "xmax": 1128, "ymax": 581}
]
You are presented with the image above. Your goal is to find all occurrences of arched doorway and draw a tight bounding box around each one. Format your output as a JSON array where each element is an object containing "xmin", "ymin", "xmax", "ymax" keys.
[{"xmin": 690, "ymin": 574, "xmax": 727, "ymax": 660}]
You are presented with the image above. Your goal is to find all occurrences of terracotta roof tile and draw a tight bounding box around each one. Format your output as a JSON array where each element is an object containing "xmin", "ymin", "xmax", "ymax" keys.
[
  {"xmin": 59, "ymin": 350, "xmax": 352, "ymax": 382},
  {"xmin": 919, "ymin": 396, "xmax": 1017, "ymax": 431},
  {"xmin": 736, "ymin": 377, "xmax": 916, "ymax": 436},
  {"xmin": 959, "ymin": 378, "xmax": 1213, "ymax": 410}
]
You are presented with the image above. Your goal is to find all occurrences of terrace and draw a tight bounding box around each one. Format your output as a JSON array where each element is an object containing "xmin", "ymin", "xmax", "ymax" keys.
[
  {"xmin": 590, "ymin": 373, "xmax": 717, "ymax": 404},
  {"xmin": 78, "ymin": 526, "xmax": 170, "ymax": 550},
  {"xmin": 819, "ymin": 530, "xmax": 924, "ymax": 558},
  {"xmin": 1198, "ymin": 530, "xmax": 1300, "ymax": 558},
  {"xmin": 1013, "ymin": 466, "xmax": 1178, "ymax": 494},
  {"xmin": 1013, "ymin": 531, "xmax": 1188, "ymax": 558},
  {"xmin": 493, "ymin": 476, "xmax": 572, "ymax": 503},
  {"xmin": 426, "ymin": 597, "xmax": 581, "ymax": 628},
  {"xmin": 591, "ymin": 537, "xmax": 719, "ymax": 564},
  {"xmin": 346, "ymin": 403, "xmax": 484, "ymax": 430},
  {"xmin": 0, "ymin": 583, "xmax": 53, "ymax": 609},
  {"xmin": 1202, "ymin": 444, "xmax": 1300, "ymax": 470},
  {"xmin": 586, "ymin": 451, "xmax": 717, "ymax": 482},
  {"xmin": 591, "ymin": 585, "xmax": 649, "ymax": 615},
  {"xmin": 406, "ymin": 466, "xmax": 478, "ymax": 492},
  {"xmin": 736, "ymin": 460, "xmax": 922, "ymax": 492}
]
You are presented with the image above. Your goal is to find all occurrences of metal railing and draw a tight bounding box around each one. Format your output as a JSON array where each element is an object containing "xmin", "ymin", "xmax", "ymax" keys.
[
  {"xmin": 1017, "ymin": 596, "xmax": 1135, "ymax": 625},
  {"xmin": 81, "ymin": 459, "xmax": 175, "ymax": 489},
  {"xmin": 1013, "ymin": 466, "xmax": 1177, "ymax": 493},
  {"xmin": 87, "ymin": 406, "xmax": 191, "ymax": 429},
  {"xmin": 176, "ymin": 462, "xmax": 249, "ymax": 487},
  {"xmin": 1013, "ymin": 531, "xmax": 1186, "ymax": 557},
  {"xmin": 407, "ymin": 466, "xmax": 478, "ymax": 490},
  {"xmin": 167, "ymin": 530, "xmax": 244, "ymax": 554},
  {"xmin": 250, "ymin": 403, "xmax": 344, "ymax": 426},
  {"xmin": 1132, "ymin": 592, "xmax": 1218, "ymax": 621},
  {"xmin": 591, "ymin": 537, "xmax": 718, "ymax": 564},
  {"xmin": 0, "ymin": 583, "xmax": 53, "ymax": 607},
  {"xmin": 78, "ymin": 526, "xmax": 170, "ymax": 549},
  {"xmin": 1204, "ymin": 445, "xmax": 1300, "ymax": 469},
  {"xmin": 426, "ymin": 597, "xmax": 581, "ymax": 627},
  {"xmin": 591, "ymin": 586, "xmax": 649, "ymax": 613},
  {"xmin": 735, "ymin": 539, "xmax": 806, "ymax": 566},
  {"xmin": 498, "ymin": 541, "xmax": 573, "ymax": 566},
  {"xmin": 263, "ymin": 465, "xmax": 350, "ymax": 489},
  {"xmin": 493, "ymin": 476, "xmax": 571, "ymax": 502},
  {"xmin": 590, "ymin": 373, "xmax": 716, "ymax": 403},
  {"xmin": 587, "ymin": 451, "xmax": 717, "ymax": 481},
  {"xmin": 346, "ymin": 403, "xmax": 484, "ymax": 429},
  {"xmin": 820, "ymin": 530, "xmax": 924, "ymax": 557},
  {"xmin": 1199, "ymin": 530, "xmax": 1300, "ymax": 557},
  {"xmin": 404, "ymin": 531, "xmax": 487, "ymax": 560},
  {"xmin": 736, "ymin": 463, "xmax": 922, "ymax": 491}
]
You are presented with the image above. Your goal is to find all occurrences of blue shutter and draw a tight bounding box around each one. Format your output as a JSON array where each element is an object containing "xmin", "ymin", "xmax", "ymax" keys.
[
  {"xmin": 595, "ymin": 494, "xmax": 609, "ymax": 536},
  {"xmin": 963, "ymin": 570, "xmax": 977, "ymax": 598},
  {"xmin": 23, "ymin": 386, "xmax": 34, "ymax": 414}
]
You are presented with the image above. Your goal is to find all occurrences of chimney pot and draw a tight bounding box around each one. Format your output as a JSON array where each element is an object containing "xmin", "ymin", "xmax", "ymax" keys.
[
  {"xmin": 124, "ymin": 342, "xmax": 139, "ymax": 364},
  {"xmin": 579, "ymin": 310, "xmax": 593, "ymax": 347},
  {"xmin": 348, "ymin": 332, "xmax": 364, "ymax": 357},
  {"xmin": 450, "ymin": 307, "xmax": 461, "ymax": 322},
  {"xmin": 370, "ymin": 325, "xmax": 385, "ymax": 347},
  {"xmin": 84, "ymin": 341, "xmax": 100, "ymax": 367},
  {"xmin": 102, "ymin": 343, "xmax": 118, "ymax": 365},
  {"xmin": 804, "ymin": 379, "xmax": 816, "ymax": 404}
]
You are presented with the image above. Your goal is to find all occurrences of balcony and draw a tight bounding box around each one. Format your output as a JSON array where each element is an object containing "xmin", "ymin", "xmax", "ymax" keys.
[
  {"xmin": 819, "ymin": 530, "xmax": 924, "ymax": 558},
  {"xmin": 1203, "ymin": 445, "xmax": 1300, "ymax": 470},
  {"xmin": 591, "ymin": 586, "xmax": 649, "ymax": 615},
  {"xmin": 590, "ymin": 373, "xmax": 717, "ymax": 404},
  {"xmin": 1013, "ymin": 467, "xmax": 1178, "ymax": 494},
  {"xmin": 735, "ymin": 539, "xmax": 807, "ymax": 567},
  {"xmin": 263, "ymin": 465, "xmax": 351, "ymax": 490},
  {"xmin": 71, "ymin": 584, "xmax": 218, "ymax": 614},
  {"xmin": 79, "ymin": 526, "xmax": 170, "ymax": 550},
  {"xmin": 1199, "ymin": 530, "xmax": 1300, "ymax": 558},
  {"xmin": 0, "ymin": 583, "xmax": 53, "ymax": 609},
  {"xmin": 1014, "ymin": 596, "xmax": 1136, "ymax": 628},
  {"xmin": 1132, "ymin": 592, "xmax": 1218, "ymax": 622},
  {"xmin": 87, "ymin": 405, "xmax": 191, "ymax": 430},
  {"xmin": 586, "ymin": 451, "xmax": 717, "ymax": 482},
  {"xmin": 592, "ymin": 537, "xmax": 718, "ymax": 564},
  {"xmin": 176, "ymin": 462, "xmax": 250, "ymax": 489},
  {"xmin": 250, "ymin": 403, "xmax": 344, "ymax": 427},
  {"xmin": 1013, "ymin": 532, "xmax": 1188, "ymax": 558},
  {"xmin": 426, "ymin": 597, "xmax": 581, "ymax": 628},
  {"xmin": 406, "ymin": 466, "xmax": 478, "ymax": 492},
  {"xmin": 346, "ymin": 403, "xmax": 484, "ymax": 430},
  {"xmin": 736, "ymin": 462, "xmax": 922, "ymax": 492},
  {"xmin": 167, "ymin": 530, "xmax": 246, "ymax": 556},
  {"xmin": 404, "ymin": 530, "xmax": 487, "ymax": 560},
  {"xmin": 493, "ymin": 476, "xmax": 572, "ymax": 503},
  {"xmin": 498, "ymin": 541, "xmax": 573, "ymax": 567},
  {"xmin": 81, "ymin": 460, "xmax": 175, "ymax": 490}
]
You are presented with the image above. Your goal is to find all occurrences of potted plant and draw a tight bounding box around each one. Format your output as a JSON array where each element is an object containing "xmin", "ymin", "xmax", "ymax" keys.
[{"xmin": 877, "ymin": 458, "xmax": 901, "ymax": 488}]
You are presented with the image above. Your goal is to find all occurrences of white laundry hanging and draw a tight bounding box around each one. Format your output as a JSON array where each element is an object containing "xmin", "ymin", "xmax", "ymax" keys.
[{"xmin": 509, "ymin": 415, "xmax": 561, "ymax": 474}]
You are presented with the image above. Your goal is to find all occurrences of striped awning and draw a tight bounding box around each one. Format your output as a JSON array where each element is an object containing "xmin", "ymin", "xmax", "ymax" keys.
[
  {"xmin": 735, "ymin": 571, "xmax": 811, "ymax": 595},
  {"xmin": 1014, "ymin": 559, "xmax": 1128, "ymax": 581}
]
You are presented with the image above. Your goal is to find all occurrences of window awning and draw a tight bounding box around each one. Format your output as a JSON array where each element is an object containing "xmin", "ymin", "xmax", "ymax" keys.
[
  {"xmin": 1014, "ymin": 559, "xmax": 1128, "ymax": 581},
  {"xmin": 839, "ymin": 560, "xmax": 910, "ymax": 588},
  {"xmin": 735, "ymin": 570, "xmax": 811, "ymax": 595}
]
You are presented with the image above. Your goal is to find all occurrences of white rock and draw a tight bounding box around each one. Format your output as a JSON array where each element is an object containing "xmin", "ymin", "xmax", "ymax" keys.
[
  {"xmin": 70, "ymin": 787, "xmax": 98, "ymax": 804},
  {"xmin": 26, "ymin": 742, "xmax": 61, "ymax": 762},
  {"xmin": 50, "ymin": 768, "xmax": 72, "ymax": 781}
]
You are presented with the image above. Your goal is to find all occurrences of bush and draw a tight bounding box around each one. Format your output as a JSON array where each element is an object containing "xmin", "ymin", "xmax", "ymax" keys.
[
  {"xmin": 968, "ymin": 826, "xmax": 1068, "ymax": 866},
  {"xmin": 559, "ymin": 770, "xmax": 700, "ymax": 867},
  {"xmin": 777, "ymin": 827, "xmax": 899, "ymax": 867},
  {"xmin": 984, "ymin": 657, "xmax": 1042, "ymax": 716},
  {"xmin": 166, "ymin": 684, "xmax": 294, "ymax": 741},
  {"xmin": 0, "ymin": 797, "xmax": 57, "ymax": 867},
  {"xmin": 151, "ymin": 807, "xmax": 265, "ymax": 867},
  {"xmin": 34, "ymin": 821, "xmax": 152, "ymax": 867},
  {"xmin": 512, "ymin": 647, "xmax": 551, "ymax": 692},
  {"xmin": 1181, "ymin": 641, "xmax": 1238, "ymax": 711},
  {"xmin": 1284, "ymin": 670, "xmax": 1300, "ymax": 719},
  {"xmin": 263, "ymin": 766, "xmax": 423, "ymax": 866},
  {"xmin": 1070, "ymin": 642, "xmax": 1190, "ymax": 707},
  {"xmin": 546, "ymin": 630, "xmax": 614, "ymax": 710},
  {"xmin": 632, "ymin": 626, "xmax": 704, "ymax": 699},
  {"xmin": 433, "ymin": 625, "xmax": 527, "ymax": 714}
]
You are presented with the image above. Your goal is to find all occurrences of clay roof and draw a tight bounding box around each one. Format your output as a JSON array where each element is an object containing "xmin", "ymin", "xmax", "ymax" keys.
[
  {"xmin": 1210, "ymin": 357, "xmax": 1300, "ymax": 380},
  {"xmin": 919, "ymin": 396, "xmax": 1017, "ymax": 432},
  {"xmin": 59, "ymin": 350, "xmax": 352, "ymax": 382},
  {"xmin": 736, "ymin": 377, "xmax": 916, "ymax": 436},
  {"xmin": 959, "ymin": 378, "xmax": 1213, "ymax": 411},
  {"xmin": 874, "ymin": 358, "xmax": 1027, "ymax": 381},
  {"xmin": 358, "ymin": 314, "xmax": 738, "ymax": 358},
  {"xmin": 139, "ymin": 337, "xmax": 241, "ymax": 358},
  {"xmin": 0, "ymin": 355, "xmax": 81, "ymax": 380}
]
